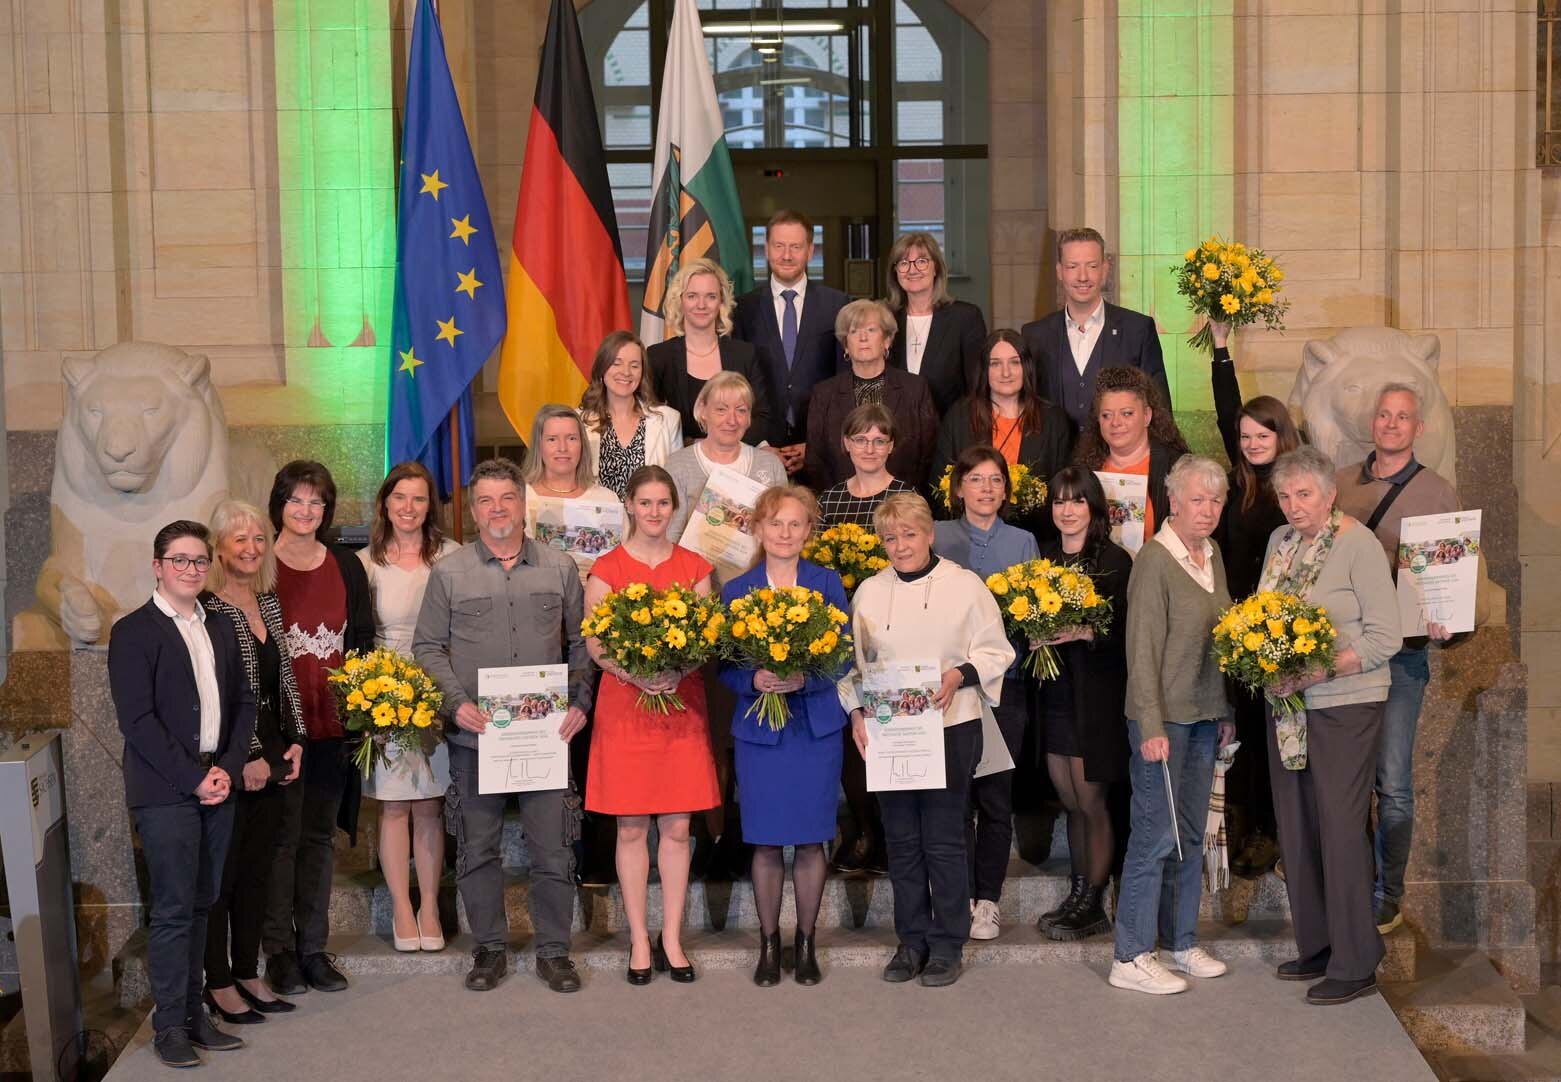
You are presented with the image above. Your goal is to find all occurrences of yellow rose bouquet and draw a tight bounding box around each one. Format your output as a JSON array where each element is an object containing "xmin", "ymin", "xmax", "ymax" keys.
[
  {"xmin": 717, "ymin": 586, "xmax": 853, "ymax": 731},
  {"xmin": 800, "ymin": 522, "xmax": 889, "ymax": 595},
  {"xmin": 327, "ymin": 648, "xmax": 444, "ymax": 780},
  {"xmin": 937, "ymin": 463, "xmax": 1049, "ymax": 516},
  {"xmin": 1174, "ymin": 235, "xmax": 1290, "ymax": 353},
  {"xmin": 984, "ymin": 559, "xmax": 1114, "ymax": 679},
  {"xmin": 581, "ymin": 581, "xmax": 724, "ymax": 714},
  {"xmin": 1212, "ymin": 591, "xmax": 1338, "ymax": 768}
]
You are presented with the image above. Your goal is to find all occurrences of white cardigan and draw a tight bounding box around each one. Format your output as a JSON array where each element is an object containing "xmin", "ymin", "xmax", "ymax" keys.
[
  {"xmin": 845, "ymin": 558, "xmax": 1015, "ymax": 727},
  {"xmin": 581, "ymin": 404, "xmax": 683, "ymax": 479}
]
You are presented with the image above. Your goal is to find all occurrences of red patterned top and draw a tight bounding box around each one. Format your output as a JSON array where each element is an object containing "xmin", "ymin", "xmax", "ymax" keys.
[{"xmin": 276, "ymin": 556, "xmax": 348, "ymax": 740}]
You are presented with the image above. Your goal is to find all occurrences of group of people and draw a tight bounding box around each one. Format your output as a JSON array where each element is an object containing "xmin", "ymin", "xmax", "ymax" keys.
[{"xmin": 110, "ymin": 215, "xmax": 1469, "ymax": 1069}]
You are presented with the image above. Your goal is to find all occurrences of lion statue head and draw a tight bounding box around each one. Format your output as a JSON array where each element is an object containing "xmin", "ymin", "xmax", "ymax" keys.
[{"xmin": 1289, "ymin": 327, "xmax": 1457, "ymax": 481}]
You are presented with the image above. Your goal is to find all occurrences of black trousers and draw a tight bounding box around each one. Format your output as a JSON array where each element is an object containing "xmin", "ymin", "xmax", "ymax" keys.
[
  {"xmin": 134, "ymin": 799, "xmax": 234, "ymax": 1034},
  {"xmin": 878, "ymin": 720, "xmax": 982, "ymax": 961},
  {"xmin": 968, "ymin": 682, "xmax": 1028, "ymax": 901},
  {"xmin": 264, "ymin": 738, "xmax": 345, "ymax": 959},
  {"xmin": 1228, "ymin": 683, "xmax": 1277, "ymax": 838},
  {"xmin": 205, "ymin": 782, "xmax": 285, "ymax": 986}
]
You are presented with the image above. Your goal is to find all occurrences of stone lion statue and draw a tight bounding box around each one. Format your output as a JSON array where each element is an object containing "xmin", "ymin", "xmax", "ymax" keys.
[
  {"xmin": 1289, "ymin": 327, "xmax": 1457, "ymax": 481},
  {"xmin": 13, "ymin": 342, "xmax": 275, "ymax": 650}
]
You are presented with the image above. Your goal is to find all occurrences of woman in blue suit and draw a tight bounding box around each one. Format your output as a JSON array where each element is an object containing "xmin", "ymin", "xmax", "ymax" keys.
[{"xmin": 720, "ymin": 484, "xmax": 852, "ymax": 989}]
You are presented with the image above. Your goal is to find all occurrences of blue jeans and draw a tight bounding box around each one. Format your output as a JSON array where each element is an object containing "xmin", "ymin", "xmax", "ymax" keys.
[
  {"xmin": 1374, "ymin": 647, "xmax": 1430, "ymax": 903},
  {"xmin": 1113, "ymin": 719, "xmax": 1218, "ymax": 962}
]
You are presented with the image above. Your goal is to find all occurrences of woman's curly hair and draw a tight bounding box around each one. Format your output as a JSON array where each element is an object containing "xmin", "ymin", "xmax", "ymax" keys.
[{"xmin": 1072, "ymin": 366, "xmax": 1188, "ymax": 469}]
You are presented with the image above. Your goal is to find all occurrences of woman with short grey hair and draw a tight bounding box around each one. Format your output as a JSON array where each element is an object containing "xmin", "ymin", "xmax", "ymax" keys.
[{"xmin": 1260, "ymin": 445, "xmax": 1401, "ymax": 1006}]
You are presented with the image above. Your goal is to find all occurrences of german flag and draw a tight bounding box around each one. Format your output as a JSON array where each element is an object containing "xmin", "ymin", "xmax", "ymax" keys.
[{"xmin": 497, "ymin": 0, "xmax": 630, "ymax": 438}]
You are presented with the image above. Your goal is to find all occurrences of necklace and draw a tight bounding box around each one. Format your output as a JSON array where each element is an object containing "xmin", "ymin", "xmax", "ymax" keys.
[
  {"xmin": 686, "ymin": 339, "xmax": 719, "ymax": 358},
  {"xmin": 536, "ymin": 479, "xmax": 580, "ymax": 496}
]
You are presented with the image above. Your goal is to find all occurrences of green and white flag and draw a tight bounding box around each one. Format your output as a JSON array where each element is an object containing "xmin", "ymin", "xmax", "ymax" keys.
[{"xmin": 639, "ymin": 0, "xmax": 752, "ymax": 344}]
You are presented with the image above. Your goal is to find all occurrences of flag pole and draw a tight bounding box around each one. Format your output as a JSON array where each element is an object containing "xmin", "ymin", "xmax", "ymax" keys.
[{"xmin": 449, "ymin": 405, "xmax": 464, "ymax": 543}]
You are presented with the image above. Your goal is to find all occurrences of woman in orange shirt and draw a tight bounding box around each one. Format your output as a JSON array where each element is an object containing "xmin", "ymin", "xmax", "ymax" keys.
[{"xmin": 1071, "ymin": 366, "xmax": 1188, "ymax": 549}]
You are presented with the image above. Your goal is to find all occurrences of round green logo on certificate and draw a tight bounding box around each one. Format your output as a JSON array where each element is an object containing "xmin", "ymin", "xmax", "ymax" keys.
[
  {"xmin": 706, "ymin": 506, "xmax": 726, "ymax": 527},
  {"xmin": 1409, "ymin": 553, "xmax": 1428, "ymax": 575},
  {"xmin": 874, "ymin": 701, "xmax": 893, "ymax": 724},
  {"xmin": 491, "ymin": 706, "xmax": 513, "ymax": 729}
]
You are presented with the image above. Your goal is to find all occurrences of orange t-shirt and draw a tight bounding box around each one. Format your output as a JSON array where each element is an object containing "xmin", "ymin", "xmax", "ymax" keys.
[
  {"xmin": 991, "ymin": 416, "xmax": 1023, "ymax": 466},
  {"xmin": 1108, "ymin": 452, "xmax": 1155, "ymax": 539}
]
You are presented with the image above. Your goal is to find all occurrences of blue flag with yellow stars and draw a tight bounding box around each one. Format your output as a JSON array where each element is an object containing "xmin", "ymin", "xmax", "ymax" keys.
[{"xmin": 387, "ymin": 0, "xmax": 505, "ymax": 499}]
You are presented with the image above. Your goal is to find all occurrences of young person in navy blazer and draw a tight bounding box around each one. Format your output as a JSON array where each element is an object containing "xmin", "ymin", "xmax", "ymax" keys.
[
  {"xmin": 732, "ymin": 209, "xmax": 848, "ymax": 475},
  {"xmin": 110, "ymin": 520, "xmax": 256, "ymax": 1068},
  {"xmin": 1021, "ymin": 227, "xmax": 1172, "ymax": 436},
  {"xmin": 719, "ymin": 485, "xmax": 852, "ymax": 988}
]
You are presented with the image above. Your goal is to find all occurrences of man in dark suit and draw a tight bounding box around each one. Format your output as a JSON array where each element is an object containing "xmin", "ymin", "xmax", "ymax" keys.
[
  {"xmin": 1021, "ymin": 227, "xmax": 1172, "ymax": 435},
  {"xmin": 109, "ymin": 520, "xmax": 255, "ymax": 1069},
  {"xmin": 732, "ymin": 209, "xmax": 848, "ymax": 475}
]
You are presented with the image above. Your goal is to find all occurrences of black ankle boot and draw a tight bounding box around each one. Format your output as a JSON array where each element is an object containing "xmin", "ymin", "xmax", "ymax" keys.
[
  {"xmin": 793, "ymin": 930, "xmax": 821, "ymax": 986},
  {"xmin": 1047, "ymin": 882, "xmax": 1111, "ymax": 941},
  {"xmin": 1038, "ymin": 874, "xmax": 1088, "ymax": 933},
  {"xmin": 753, "ymin": 931, "xmax": 782, "ymax": 987}
]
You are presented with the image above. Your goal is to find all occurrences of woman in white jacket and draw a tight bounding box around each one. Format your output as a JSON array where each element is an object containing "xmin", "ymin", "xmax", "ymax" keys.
[
  {"xmin": 579, "ymin": 330, "xmax": 683, "ymax": 498},
  {"xmin": 848, "ymin": 492, "xmax": 1014, "ymax": 988}
]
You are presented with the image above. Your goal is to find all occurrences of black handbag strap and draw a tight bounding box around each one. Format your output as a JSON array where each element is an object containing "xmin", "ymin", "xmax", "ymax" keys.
[{"xmin": 1364, "ymin": 462, "xmax": 1424, "ymax": 532}]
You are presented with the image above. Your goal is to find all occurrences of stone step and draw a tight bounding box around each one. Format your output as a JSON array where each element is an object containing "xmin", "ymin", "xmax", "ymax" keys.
[
  {"xmin": 1383, "ymin": 949, "xmax": 1528, "ymax": 1056},
  {"xmin": 1428, "ymin": 986, "xmax": 1561, "ymax": 1081},
  {"xmin": 324, "ymin": 857, "xmax": 1295, "ymax": 939}
]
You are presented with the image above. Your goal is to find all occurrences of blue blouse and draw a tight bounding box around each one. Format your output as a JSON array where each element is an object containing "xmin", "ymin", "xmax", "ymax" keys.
[{"xmin": 935, "ymin": 517, "xmax": 1039, "ymax": 680}]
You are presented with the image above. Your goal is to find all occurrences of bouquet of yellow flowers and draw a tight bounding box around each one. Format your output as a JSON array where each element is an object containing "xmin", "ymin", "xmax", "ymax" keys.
[
  {"xmin": 984, "ymin": 559, "xmax": 1113, "ymax": 679},
  {"xmin": 327, "ymin": 648, "xmax": 444, "ymax": 780},
  {"xmin": 1174, "ymin": 235, "xmax": 1290, "ymax": 352},
  {"xmin": 936, "ymin": 463, "xmax": 1049, "ymax": 516},
  {"xmin": 717, "ymin": 586, "xmax": 853, "ymax": 731},
  {"xmin": 800, "ymin": 522, "xmax": 889, "ymax": 595},
  {"xmin": 582, "ymin": 581, "xmax": 724, "ymax": 714}
]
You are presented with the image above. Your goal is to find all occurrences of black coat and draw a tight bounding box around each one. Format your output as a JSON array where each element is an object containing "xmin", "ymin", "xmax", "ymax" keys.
[
  {"xmin": 1036, "ymin": 537, "xmax": 1133, "ymax": 783},
  {"xmin": 1020, "ymin": 303, "xmax": 1171, "ymax": 435},
  {"xmin": 326, "ymin": 544, "xmax": 375, "ymax": 844},
  {"xmin": 931, "ymin": 397, "xmax": 1076, "ymax": 542},
  {"xmin": 109, "ymin": 599, "xmax": 256, "ymax": 808},
  {"xmin": 804, "ymin": 366, "xmax": 940, "ymax": 489},
  {"xmin": 1212, "ymin": 354, "xmax": 1286, "ymax": 599},
  {"xmin": 732, "ymin": 281, "xmax": 848, "ymax": 446},
  {"xmin": 647, "ymin": 335, "xmax": 779, "ymax": 448},
  {"xmin": 888, "ymin": 300, "xmax": 987, "ymax": 415}
]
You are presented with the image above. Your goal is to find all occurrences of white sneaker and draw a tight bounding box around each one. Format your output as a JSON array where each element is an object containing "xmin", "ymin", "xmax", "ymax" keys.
[
  {"xmin": 1165, "ymin": 946, "xmax": 1228, "ymax": 978},
  {"xmin": 1109, "ymin": 952, "xmax": 1189, "ymax": 995},
  {"xmin": 969, "ymin": 899, "xmax": 1001, "ymax": 941}
]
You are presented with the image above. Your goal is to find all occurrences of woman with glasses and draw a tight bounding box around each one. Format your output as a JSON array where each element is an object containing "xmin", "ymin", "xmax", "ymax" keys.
[
  {"xmin": 886, "ymin": 232, "xmax": 988, "ymax": 415},
  {"xmin": 261, "ymin": 461, "xmax": 376, "ymax": 997},
  {"xmin": 817, "ymin": 403, "xmax": 916, "ymax": 527}
]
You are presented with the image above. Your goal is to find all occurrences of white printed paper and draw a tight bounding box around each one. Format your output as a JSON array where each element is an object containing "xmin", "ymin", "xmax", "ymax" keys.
[
  {"xmin": 676, "ymin": 463, "xmax": 766, "ymax": 586},
  {"xmin": 860, "ymin": 659, "xmax": 946, "ymax": 792},
  {"xmin": 1396, "ymin": 510, "xmax": 1481, "ymax": 636},
  {"xmin": 1095, "ymin": 471, "xmax": 1150, "ymax": 556},
  {"xmin": 973, "ymin": 701, "xmax": 1016, "ymax": 779},
  {"xmin": 476, "ymin": 665, "xmax": 570, "ymax": 794},
  {"xmin": 528, "ymin": 497, "xmax": 622, "ymax": 579}
]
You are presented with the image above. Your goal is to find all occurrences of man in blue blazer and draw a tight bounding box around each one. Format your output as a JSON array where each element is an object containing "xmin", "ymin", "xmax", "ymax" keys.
[
  {"xmin": 109, "ymin": 520, "xmax": 255, "ymax": 1068},
  {"xmin": 732, "ymin": 209, "xmax": 848, "ymax": 475},
  {"xmin": 1021, "ymin": 227, "xmax": 1173, "ymax": 435}
]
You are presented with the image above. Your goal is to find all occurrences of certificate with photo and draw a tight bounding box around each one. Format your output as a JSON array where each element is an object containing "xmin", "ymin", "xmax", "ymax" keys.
[
  {"xmin": 1396, "ymin": 509, "xmax": 1482, "ymax": 636},
  {"xmin": 860, "ymin": 659, "xmax": 946, "ymax": 792},
  {"xmin": 1094, "ymin": 471, "xmax": 1150, "ymax": 556},
  {"xmin": 476, "ymin": 664, "xmax": 571, "ymax": 795},
  {"xmin": 528, "ymin": 496, "xmax": 622, "ymax": 579},
  {"xmin": 677, "ymin": 463, "xmax": 766, "ymax": 586}
]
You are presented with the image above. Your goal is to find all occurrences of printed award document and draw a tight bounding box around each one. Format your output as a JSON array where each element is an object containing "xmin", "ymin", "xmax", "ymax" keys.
[
  {"xmin": 677, "ymin": 463, "xmax": 766, "ymax": 585},
  {"xmin": 1396, "ymin": 509, "xmax": 1482, "ymax": 635},
  {"xmin": 528, "ymin": 496, "xmax": 623, "ymax": 579},
  {"xmin": 476, "ymin": 664, "xmax": 570, "ymax": 795},
  {"xmin": 1094, "ymin": 471, "xmax": 1150, "ymax": 556},
  {"xmin": 973, "ymin": 701, "xmax": 1016, "ymax": 779},
  {"xmin": 860, "ymin": 659, "xmax": 946, "ymax": 792}
]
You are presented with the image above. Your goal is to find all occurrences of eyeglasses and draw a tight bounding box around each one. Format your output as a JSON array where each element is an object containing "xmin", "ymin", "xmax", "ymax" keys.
[
  {"xmin": 895, "ymin": 257, "xmax": 932, "ymax": 272},
  {"xmin": 964, "ymin": 475, "xmax": 1006, "ymax": 488},
  {"xmin": 285, "ymin": 497, "xmax": 327, "ymax": 511},
  {"xmin": 847, "ymin": 436, "xmax": 892, "ymax": 450},
  {"xmin": 157, "ymin": 555, "xmax": 211, "ymax": 572}
]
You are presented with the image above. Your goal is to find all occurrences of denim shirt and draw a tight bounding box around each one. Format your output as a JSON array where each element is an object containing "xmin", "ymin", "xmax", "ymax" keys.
[{"xmin": 935, "ymin": 517, "xmax": 1039, "ymax": 679}]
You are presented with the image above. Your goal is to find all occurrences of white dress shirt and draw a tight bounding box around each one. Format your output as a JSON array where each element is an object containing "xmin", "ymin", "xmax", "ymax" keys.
[
  {"xmin": 1153, "ymin": 524, "xmax": 1216, "ymax": 594},
  {"xmin": 905, "ymin": 313, "xmax": 933, "ymax": 376},
  {"xmin": 1065, "ymin": 300, "xmax": 1106, "ymax": 376},
  {"xmin": 153, "ymin": 589, "xmax": 222, "ymax": 753},
  {"xmin": 771, "ymin": 274, "xmax": 808, "ymax": 344}
]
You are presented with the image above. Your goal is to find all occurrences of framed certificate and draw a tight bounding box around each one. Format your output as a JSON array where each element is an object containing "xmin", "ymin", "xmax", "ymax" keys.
[
  {"xmin": 476, "ymin": 664, "xmax": 571, "ymax": 794},
  {"xmin": 860, "ymin": 659, "xmax": 946, "ymax": 792},
  {"xmin": 1396, "ymin": 509, "xmax": 1482, "ymax": 635}
]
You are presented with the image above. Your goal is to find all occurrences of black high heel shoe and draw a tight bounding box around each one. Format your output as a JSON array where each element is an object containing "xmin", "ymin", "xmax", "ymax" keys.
[
  {"xmin": 203, "ymin": 987, "xmax": 265, "ymax": 1025},
  {"xmin": 235, "ymin": 981, "xmax": 295, "ymax": 1015},
  {"xmin": 627, "ymin": 940, "xmax": 654, "ymax": 986},
  {"xmin": 753, "ymin": 931, "xmax": 781, "ymax": 987},
  {"xmin": 793, "ymin": 930, "xmax": 821, "ymax": 986},
  {"xmin": 653, "ymin": 934, "xmax": 696, "ymax": 983}
]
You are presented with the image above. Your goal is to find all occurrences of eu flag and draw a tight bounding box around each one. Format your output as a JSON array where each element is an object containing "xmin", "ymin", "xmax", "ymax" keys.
[{"xmin": 387, "ymin": 0, "xmax": 506, "ymax": 499}]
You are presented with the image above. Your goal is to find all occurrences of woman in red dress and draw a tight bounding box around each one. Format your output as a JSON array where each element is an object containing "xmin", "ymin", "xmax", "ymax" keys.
[{"xmin": 584, "ymin": 465, "xmax": 721, "ymax": 985}]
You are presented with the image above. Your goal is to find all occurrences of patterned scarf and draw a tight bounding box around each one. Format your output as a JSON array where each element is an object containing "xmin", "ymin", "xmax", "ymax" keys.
[
  {"xmin": 1256, "ymin": 508, "xmax": 1343, "ymax": 770},
  {"xmin": 1205, "ymin": 741, "xmax": 1239, "ymax": 891}
]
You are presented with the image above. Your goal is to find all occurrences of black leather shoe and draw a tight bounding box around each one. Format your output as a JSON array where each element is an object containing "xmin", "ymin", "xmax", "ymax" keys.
[
  {"xmin": 264, "ymin": 950, "xmax": 307, "ymax": 996},
  {"xmin": 465, "ymin": 947, "xmax": 508, "ymax": 991},
  {"xmin": 1047, "ymin": 884, "xmax": 1111, "ymax": 942},
  {"xmin": 793, "ymin": 930, "xmax": 821, "ymax": 986},
  {"xmin": 300, "ymin": 952, "xmax": 348, "ymax": 992},
  {"xmin": 653, "ymin": 934, "xmax": 696, "ymax": 983},
  {"xmin": 236, "ymin": 981, "xmax": 295, "ymax": 1014},
  {"xmin": 830, "ymin": 834, "xmax": 871, "ymax": 874},
  {"xmin": 920, "ymin": 956, "xmax": 963, "ymax": 987},
  {"xmin": 753, "ymin": 931, "xmax": 782, "ymax": 987},
  {"xmin": 1306, "ymin": 975, "xmax": 1377, "ymax": 1005},
  {"xmin": 627, "ymin": 960, "xmax": 654, "ymax": 986},
  {"xmin": 1039, "ymin": 875, "xmax": 1088, "ymax": 934},
  {"xmin": 185, "ymin": 1010, "xmax": 245, "ymax": 1051},
  {"xmin": 153, "ymin": 1028, "xmax": 200, "ymax": 1068},
  {"xmin": 204, "ymin": 987, "xmax": 265, "ymax": 1025},
  {"xmin": 535, "ymin": 955, "xmax": 582, "ymax": 993},
  {"xmin": 1276, "ymin": 951, "xmax": 1331, "ymax": 981},
  {"xmin": 882, "ymin": 944, "xmax": 927, "ymax": 983}
]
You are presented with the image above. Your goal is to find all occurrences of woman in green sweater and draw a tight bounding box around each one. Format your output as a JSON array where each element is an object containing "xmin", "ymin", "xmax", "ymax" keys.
[
  {"xmin": 1261, "ymin": 445, "xmax": 1401, "ymax": 1006},
  {"xmin": 1111, "ymin": 456, "xmax": 1235, "ymax": 997}
]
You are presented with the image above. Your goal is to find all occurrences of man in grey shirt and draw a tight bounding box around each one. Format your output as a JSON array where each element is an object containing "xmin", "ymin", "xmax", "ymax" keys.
[{"xmin": 413, "ymin": 458, "xmax": 592, "ymax": 994}]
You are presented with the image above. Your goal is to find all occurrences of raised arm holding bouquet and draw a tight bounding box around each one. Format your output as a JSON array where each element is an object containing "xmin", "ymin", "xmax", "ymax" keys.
[{"xmin": 1175, "ymin": 236, "xmax": 1290, "ymax": 354}]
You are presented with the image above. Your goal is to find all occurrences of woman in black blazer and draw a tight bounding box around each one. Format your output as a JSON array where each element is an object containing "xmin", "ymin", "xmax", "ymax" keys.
[
  {"xmin": 1033, "ymin": 467, "xmax": 1133, "ymax": 941},
  {"xmin": 647, "ymin": 257, "xmax": 779, "ymax": 448},
  {"xmin": 932, "ymin": 329, "xmax": 1075, "ymax": 541},
  {"xmin": 885, "ymin": 231, "xmax": 987, "ymax": 415}
]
